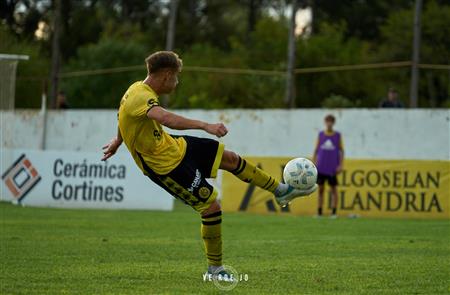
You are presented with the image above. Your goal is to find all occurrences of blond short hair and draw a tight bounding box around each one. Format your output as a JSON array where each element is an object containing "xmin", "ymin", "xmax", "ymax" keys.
[{"xmin": 145, "ymin": 51, "xmax": 182, "ymax": 74}]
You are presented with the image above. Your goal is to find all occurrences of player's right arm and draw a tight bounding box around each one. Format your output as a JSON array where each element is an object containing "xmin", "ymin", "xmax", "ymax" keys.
[
  {"xmin": 147, "ymin": 106, "xmax": 228, "ymax": 138},
  {"xmin": 312, "ymin": 135, "xmax": 320, "ymax": 164},
  {"xmin": 101, "ymin": 127, "xmax": 123, "ymax": 161}
]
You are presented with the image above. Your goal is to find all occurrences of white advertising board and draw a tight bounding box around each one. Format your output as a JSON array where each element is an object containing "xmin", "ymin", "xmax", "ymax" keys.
[{"xmin": 0, "ymin": 149, "xmax": 173, "ymax": 210}]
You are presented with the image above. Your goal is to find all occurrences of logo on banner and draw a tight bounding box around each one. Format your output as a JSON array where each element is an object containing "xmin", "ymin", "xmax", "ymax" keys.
[{"xmin": 2, "ymin": 154, "xmax": 41, "ymax": 202}]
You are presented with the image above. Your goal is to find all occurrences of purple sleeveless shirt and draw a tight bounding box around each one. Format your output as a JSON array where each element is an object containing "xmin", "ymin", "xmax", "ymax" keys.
[{"xmin": 316, "ymin": 131, "xmax": 342, "ymax": 176}]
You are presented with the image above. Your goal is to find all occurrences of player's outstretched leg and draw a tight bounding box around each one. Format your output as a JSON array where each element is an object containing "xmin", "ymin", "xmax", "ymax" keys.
[{"xmin": 220, "ymin": 150, "xmax": 317, "ymax": 207}]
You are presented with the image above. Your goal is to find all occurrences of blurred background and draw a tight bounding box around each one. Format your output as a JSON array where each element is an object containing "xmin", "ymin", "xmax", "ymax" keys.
[{"xmin": 1, "ymin": 0, "xmax": 449, "ymax": 110}]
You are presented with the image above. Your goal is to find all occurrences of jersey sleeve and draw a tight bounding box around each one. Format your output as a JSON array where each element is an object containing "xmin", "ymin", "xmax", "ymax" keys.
[
  {"xmin": 134, "ymin": 95, "xmax": 160, "ymax": 117},
  {"xmin": 147, "ymin": 97, "xmax": 160, "ymax": 109}
]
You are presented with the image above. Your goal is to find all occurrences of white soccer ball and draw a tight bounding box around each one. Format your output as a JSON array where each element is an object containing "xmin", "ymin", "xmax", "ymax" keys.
[{"xmin": 283, "ymin": 158, "xmax": 318, "ymax": 190}]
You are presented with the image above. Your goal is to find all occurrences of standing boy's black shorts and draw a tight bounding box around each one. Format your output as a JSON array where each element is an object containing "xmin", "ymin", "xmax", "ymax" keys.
[
  {"xmin": 317, "ymin": 173, "xmax": 338, "ymax": 186},
  {"xmin": 138, "ymin": 136, "xmax": 224, "ymax": 213}
]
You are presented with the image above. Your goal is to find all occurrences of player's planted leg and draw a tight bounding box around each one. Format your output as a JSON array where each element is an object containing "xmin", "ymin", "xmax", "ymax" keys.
[
  {"xmin": 220, "ymin": 151, "xmax": 317, "ymax": 207},
  {"xmin": 316, "ymin": 184, "xmax": 325, "ymax": 217},
  {"xmin": 201, "ymin": 202, "xmax": 223, "ymax": 270},
  {"xmin": 201, "ymin": 201, "xmax": 235, "ymax": 282}
]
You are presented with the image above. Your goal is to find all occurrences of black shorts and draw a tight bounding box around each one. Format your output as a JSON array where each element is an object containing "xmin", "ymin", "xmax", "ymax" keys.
[
  {"xmin": 138, "ymin": 136, "xmax": 224, "ymax": 213},
  {"xmin": 317, "ymin": 173, "xmax": 338, "ymax": 186}
]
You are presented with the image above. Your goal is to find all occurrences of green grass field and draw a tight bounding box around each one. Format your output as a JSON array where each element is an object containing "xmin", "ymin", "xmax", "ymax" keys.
[{"xmin": 1, "ymin": 200, "xmax": 449, "ymax": 294}]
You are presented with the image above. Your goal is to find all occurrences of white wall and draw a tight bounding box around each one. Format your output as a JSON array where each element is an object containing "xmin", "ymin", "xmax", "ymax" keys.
[{"xmin": 1, "ymin": 109, "xmax": 449, "ymax": 160}]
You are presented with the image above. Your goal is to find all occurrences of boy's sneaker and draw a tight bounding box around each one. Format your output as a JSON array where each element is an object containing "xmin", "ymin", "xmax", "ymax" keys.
[{"xmin": 275, "ymin": 184, "xmax": 318, "ymax": 207}]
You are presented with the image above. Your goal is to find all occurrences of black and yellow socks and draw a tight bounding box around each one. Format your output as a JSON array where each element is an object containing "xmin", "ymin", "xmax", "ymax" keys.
[
  {"xmin": 201, "ymin": 211, "xmax": 223, "ymax": 267},
  {"xmin": 201, "ymin": 157, "xmax": 287, "ymax": 268},
  {"xmin": 231, "ymin": 156, "xmax": 283, "ymax": 194}
]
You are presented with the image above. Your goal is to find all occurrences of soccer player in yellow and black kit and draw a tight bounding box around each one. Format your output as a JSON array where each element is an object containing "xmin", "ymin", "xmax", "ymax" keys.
[{"xmin": 102, "ymin": 51, "xmax": 317, "ymax": 279}]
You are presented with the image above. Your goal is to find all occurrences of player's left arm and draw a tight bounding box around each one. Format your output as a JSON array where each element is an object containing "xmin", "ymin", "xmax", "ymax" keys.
[
  {"xmin": 336, "ymin": 135, "xmax": 344, "ymax": 173},
  {"xmin": 147, "ymin": 106, "xmax": 228, "ymax": 137},
  {"xmin": 101, "ymin": 126, "xmax": 123, "ymax": 161}
]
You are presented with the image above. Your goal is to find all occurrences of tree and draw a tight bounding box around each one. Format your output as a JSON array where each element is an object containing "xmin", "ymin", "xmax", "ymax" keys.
[
  {"xmin": 0, "ymin": 26, "xmax": 49, "ymax": 108},
  {"xmin": 170, "ymin": 17, "xmax": 288, "ymax": 110},
  {"xmin": 378, "ymin": 1, "xmax": 450, "ymax": 107},
  {"xmin": 295, "ymin": 22, "xmax": 377, "ymax": 107},
  {"xmin": 311, "ymin": 0, "xmax": 413, "ymax": 41},
  {"xmin": 3, "ymin": 0, "xmax": 448, "ymax": 109},
  {"xmin": 0, "ymin": 0, "xmax": 52, "ymax": 39},
  {"xmin": 61, "ymin": 38, "xmax": 148, "ymax": 108}
]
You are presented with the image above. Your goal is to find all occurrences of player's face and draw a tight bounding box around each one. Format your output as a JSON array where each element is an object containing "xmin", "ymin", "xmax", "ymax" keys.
[
  {"xmin": 162, "ymin": 69, "xmax": 179, "ymax": 93},
  {"xmin": 325, "ymin": 119, "xmax": 334, "ymax": 130}
]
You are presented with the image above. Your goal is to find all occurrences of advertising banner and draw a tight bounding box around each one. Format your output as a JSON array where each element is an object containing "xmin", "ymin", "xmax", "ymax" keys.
[
  {"xmin": 1, "ymin": 149, "xmax": 173, "ymax": 210},
  {"xmin": 222, "ymin": 158, "xmax": 449, "ymax": 219}
]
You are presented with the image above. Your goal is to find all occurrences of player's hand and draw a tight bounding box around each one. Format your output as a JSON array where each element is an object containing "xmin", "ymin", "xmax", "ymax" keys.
[
  {"xmin": 336, "ymin": 165, "xmax": 343, "ymax": 174},
  {"xmin": 101, "ymin": 137, "xmax": 122, "ymax": 161},
  {"xmin": 205, "ymin": 123, "xmax": 228, "ymax": 138}
]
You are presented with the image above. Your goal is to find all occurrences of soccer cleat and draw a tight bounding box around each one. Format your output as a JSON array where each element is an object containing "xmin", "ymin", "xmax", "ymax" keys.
[{"xmin": 275, "ymin": 184, "xmax": 318, "ymax": 207}]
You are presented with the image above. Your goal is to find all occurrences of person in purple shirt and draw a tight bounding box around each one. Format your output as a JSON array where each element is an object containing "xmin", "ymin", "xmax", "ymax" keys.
[{"xmin": 313, "ymin": 114, "xmax": 344, "ymax": 218}]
